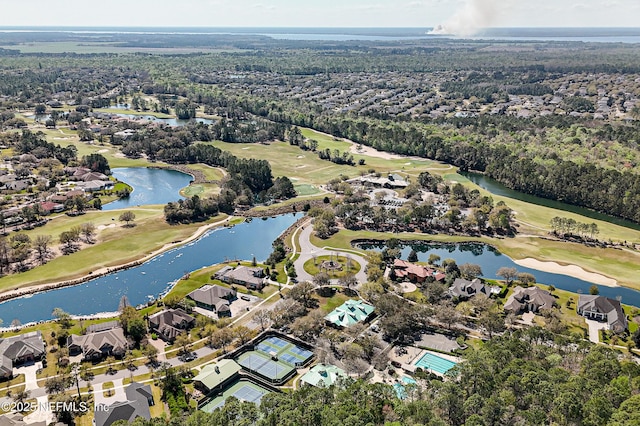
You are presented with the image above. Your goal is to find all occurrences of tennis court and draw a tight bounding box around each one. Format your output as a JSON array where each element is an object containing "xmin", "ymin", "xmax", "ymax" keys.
[
  {"xmin": 236, "ymin": 351, "xmax": 295, "ymax": 381},
  {"xmin": 253, "ymin": 335, "xmax": 314, "ymax": 367},
  {"xmin": 200, "ymin": 379, "xmax": 271, "ymax": 413}
]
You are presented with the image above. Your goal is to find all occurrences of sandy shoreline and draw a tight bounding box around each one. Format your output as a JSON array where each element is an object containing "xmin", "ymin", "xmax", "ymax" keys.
[
  {"xmin": 513, "ymin": 257, "xmax": 618, "ymax": 287},
  {"xmin": 0, "ymin": 216, "xmax": 235, "ymax": 303}
]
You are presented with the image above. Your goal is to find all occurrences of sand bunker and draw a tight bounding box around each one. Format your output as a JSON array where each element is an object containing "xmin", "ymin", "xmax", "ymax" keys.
[{"xmin": 513, "ymin": 258, "xmax": 617, "ymax": 287}]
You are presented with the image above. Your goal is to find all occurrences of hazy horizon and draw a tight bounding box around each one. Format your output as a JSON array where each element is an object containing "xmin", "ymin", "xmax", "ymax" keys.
[{"xmin": 1, "ymin": 1, "xmax": 639, "ymax": 36}]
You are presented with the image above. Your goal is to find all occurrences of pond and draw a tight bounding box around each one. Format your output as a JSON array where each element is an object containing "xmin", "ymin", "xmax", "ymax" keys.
[
  {"xmin": 114, "ymin": 113, "xmax": 214, "ymax": 126},
  {"xmin": 464, "ymin": 172, "xmax": 640, "ymax": 231},
  {"xmin": 362, "ymin": 242, "xmax": 640, "ymax": 307},
  {"xmin": 0, "ymin": 214, "xmax": 299, "ymax": 324},
  {"xmin": 103, "ymin": 168, "xmax": 192, "ymax": 210}
]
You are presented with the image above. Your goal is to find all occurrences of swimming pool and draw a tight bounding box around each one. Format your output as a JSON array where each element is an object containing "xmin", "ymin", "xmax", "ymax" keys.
[{"xmin": 414, "ymin": 352, "xmax": 457, "ymax": 374}]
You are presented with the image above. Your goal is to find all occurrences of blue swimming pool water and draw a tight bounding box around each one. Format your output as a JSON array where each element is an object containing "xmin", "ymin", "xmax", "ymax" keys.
[
  {"xmin": 414, "ymin": 352, "xmax": 457, "ymax": 374},
  {"xmin": 402, "ymin": 376, "xmax": 417, "ymax": 385}
]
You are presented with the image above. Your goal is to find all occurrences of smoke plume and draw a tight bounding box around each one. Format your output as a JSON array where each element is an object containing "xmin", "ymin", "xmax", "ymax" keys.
[{"xmin": 428, "ymin": 0, "xmax": 502, "ymax": 37}]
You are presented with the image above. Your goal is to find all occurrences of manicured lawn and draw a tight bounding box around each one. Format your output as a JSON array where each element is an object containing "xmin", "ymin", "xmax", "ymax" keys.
[
  {"xmin": 184, "ymin": 164, "xmax": 225, "ymax": 181},
  {"xmin": 317, "ymin": 291, "xmax": 351, "ymax": 313},
  {"xmin": 294, "ymin": 184, "xmax": 321, "ymax": 196},
  {"xmin": 93, "ymin": 108, "xmax": 174, "ymax": 118},
  {"xmin": 303, "ymin": 255, "xmax": 361, "ymax": 278}
]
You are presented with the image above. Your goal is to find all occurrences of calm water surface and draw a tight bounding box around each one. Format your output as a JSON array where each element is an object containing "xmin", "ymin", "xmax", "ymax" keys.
[
  {"xmin": 0, "ymin": 215, "xmax": 298, "ymax": 324},
  {"xmin": 363, "ymin": 242, "xmax": 640, "ymax": 307},
  {"xmin": 103, "ymin": 168, "xmax": 192, "ymax": 210}
]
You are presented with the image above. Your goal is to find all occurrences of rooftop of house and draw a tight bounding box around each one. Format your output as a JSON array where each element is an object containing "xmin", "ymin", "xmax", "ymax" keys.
[
  {"xmin": 300, "ymin": 364, "xmax": 348, "ymax": 388},
  {"xmin": 325, "ymin": 299, "xmax": 375, "ymax": 328},
  {"xmin": 577, "ymin": 295, "xmax": 627, "ymax": 330},
  {"xmin": 504, "ymin": 286, "xmax": 555, "ymax": 313},
  {"xmin": 193, "ymin": 359, "xmax": 242, "ymax": 391},
  {"xmin": 148, "ymin": 309, "xmax": 195, "ymax": 331},
  {"xmin": 187, "ymin": 284, "xmax": 236, "ymax": 307},
  {"xmin": 94, "ymin": 382, "xmax": 153, "ymax": 426}
]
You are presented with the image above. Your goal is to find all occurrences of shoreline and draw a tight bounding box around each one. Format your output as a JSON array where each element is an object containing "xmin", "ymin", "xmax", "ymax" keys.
[
  {"xmin": 0, "ymin": 215, "xmax": 235, "ymax": 305},
  {"xmin": 513, "ymin": 257, "xmax": 618, "ymax": 287}
]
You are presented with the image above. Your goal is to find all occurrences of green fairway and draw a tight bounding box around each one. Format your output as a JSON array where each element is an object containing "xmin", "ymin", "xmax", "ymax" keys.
[
  {"xmin": 293, "ymin": 184, "xmax": 321, "ymax": 196},
  {"xmin": 0, "ymin": 209, "xmax": 228, "ymax": 292}
]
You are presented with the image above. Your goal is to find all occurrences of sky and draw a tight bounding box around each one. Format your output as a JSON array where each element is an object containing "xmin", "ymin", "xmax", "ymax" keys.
[{"xmin": 0, "ymin": 0, "xmax": 638, "ymax": 29}]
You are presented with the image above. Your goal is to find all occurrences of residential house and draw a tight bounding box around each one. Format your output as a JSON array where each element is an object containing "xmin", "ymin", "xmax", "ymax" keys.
[
  {"xmin": 325, "ymin": 299, "xmax": 375, "ymax": 328},
  {"xmin": 392, "ymin": 259, "xmax": 445, "ymax": 283},
  {"xmin": 67, "ymin": 327, "xmax": 130, "ymax": 360},
  {"xmin": 300, "ymin": 364, "xmax": 348, "ymax": 388},
  {"xmin": 0, "ymin": 331, "xmax": 46, "ymax": 379},
  {"xmin": 40, "ymin": 201, "xmax": 65, "ymax": 214},
  {"xmin": 148, "ymin": 309, "xmax": 195, "ymax": 342},
  {"xmin": 577, "ymin": 295, "xmax": 628, "ymax": 334},
  {"xmin": 348, "ymin": 174, "xmax": 408, "ymax": 189},
  {"xmin": 449, "ymin": 278, "xmax": 499, "ymax": 300},
  {"xmin": 503, "ymin": 286, "xmax": 555, "ymax": 314},
  {"xmin": 215, "ymin": 266, "xmax": 266, "ymax": 290},
  {"xmin": 193, "ymin": 359, "xmax": 242, "ymax": 394},
  {"xmin": 94, "ymin": 382, "xmax": 154, "ymax": 426},
  {"xmin": 187, "ymin": 284, "xmax": 237, "ymax": 316},
  {"xmin": 0, "ymin": 412, "xmax": 49, "ymax": 426}
]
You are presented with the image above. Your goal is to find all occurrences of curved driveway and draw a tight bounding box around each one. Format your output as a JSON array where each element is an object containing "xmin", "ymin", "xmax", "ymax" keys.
[{"xmin": 293, "ymin": 224, "xmax": 368, "ymax": 285}]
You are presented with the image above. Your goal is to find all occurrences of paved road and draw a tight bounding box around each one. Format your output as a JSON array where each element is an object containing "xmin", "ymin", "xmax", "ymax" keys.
[{"xmin": 293, "ymin": 224, "xmax": 368, "ymax": 284}]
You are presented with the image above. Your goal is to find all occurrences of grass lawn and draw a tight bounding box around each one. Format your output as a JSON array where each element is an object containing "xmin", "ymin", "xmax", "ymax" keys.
[
  {"xmin": 180, "ymin": 183, "xmax": 220, "ymax": 198},
  {"xmin": 183, "ymin": 164, "xmax": 225, "ymax": 181},
  {"xmin": 294, "ymin": 184, "xmax": 321, "ymax": 196},
  {"xmin": 317, "ymin": 290, "xmax": 351, "ymax": 313},
  {"xmin": 0, "ymin": 210, "xmax": 228, "ymax": 292},
  {"xmin": 93, "ymin": 108, "xmax": 174, "ymax": 119},
  {"xmin": 303, "ymin": 255, "xmax": 361, "ymax": 278}
]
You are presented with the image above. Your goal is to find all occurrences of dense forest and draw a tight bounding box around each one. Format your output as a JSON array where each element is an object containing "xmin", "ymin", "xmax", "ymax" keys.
[{"xmin": 1, "ymin": 36, "xmax": 639, "ymax": 222}]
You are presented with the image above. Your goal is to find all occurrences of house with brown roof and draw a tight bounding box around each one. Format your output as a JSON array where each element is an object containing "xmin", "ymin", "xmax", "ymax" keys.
[
  {"xmin": 504, "ymin": 286, "xmax": 556, "ymax": 314},
  {"xmin": 391, "ymin": 259, "xmax": 445, "ymax": 283},
  {"xmin": 215, "ymin": 266, "xmax": 266, "ymax": 290},
  {"xmin": 577, "ymin": 295, "xmax": 628, "ymax": 334},
  {"xmin": 67, "ymin": 327, "xmax": 130, "ymax": 361},
  {"xmin": 0, "ymin": 331, "xmax": 46, "ymax": 379},
  {"xmin": 187, "ymin": 284, "xmax": 237, "ymax": 317},
  {"xmin": 148, "ymin": 308, "xmax": 195, "ymax": 342}
]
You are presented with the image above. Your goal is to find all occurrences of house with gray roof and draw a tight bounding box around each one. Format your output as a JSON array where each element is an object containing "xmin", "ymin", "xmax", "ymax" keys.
[
  {"xmin": 577, "ymin": 295, "xmax": 628, "ymax": 334},
  {"xmin": 67, "ymin": 327, "xmax": 130, "ymax": 361},
  {"xmin": 148, "ymin": 308, "xmax": 195, "ymax": 342},
  {"xmin": 0, "ymin": 331, "xmax": 46, "ymax": 379},
  {"xmin": 216, "ymin": 266, "xmax": 266, "ymax": 290},
  {"xmin": 504, "ymin": 286, "xmax": 555, "ymax": 314},
  {"xmin": 0, "ymin": 412, "xmax": 47, "ymax": 426},
  {"xmin": 187, "ymin": 284, "xmax": 237, "ymax": 317},
  {"xmin": 449, "ymin": 278, "xmax": 498, "ymax": 300},
  {"xmin": 94, "ymin": 382, "xmax": 154, "ymax": 426}
]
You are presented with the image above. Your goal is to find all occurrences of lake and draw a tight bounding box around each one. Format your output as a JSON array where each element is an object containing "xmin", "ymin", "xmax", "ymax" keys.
[
  {"xmin": 103, "ymin": 168, "xmax": 192, "ymax": 211},
  {"xmin": 464, "ymin": 172, "xmax": 640, "ymax": 232},
  {"xmin": 362, "ymin": 242, "xmax": 640, "ymax": 307},
  {"xmin": 0, "ymin": 214, "xmax": 298, "ymax": 324}
]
